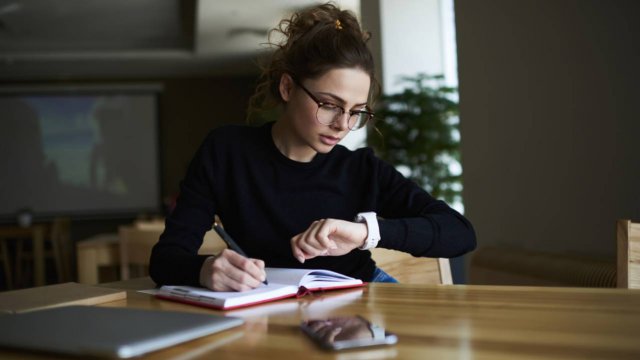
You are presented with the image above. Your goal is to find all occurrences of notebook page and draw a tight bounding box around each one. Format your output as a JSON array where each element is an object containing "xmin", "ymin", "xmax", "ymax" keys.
[
  {"xmin": 265, "ymin": 268, "xmax": 316, "ymax": 286},
  {"xmin": 301, "ymin": 270, "xmax": 362, "ymax": 288},
  {"xmin": 265, "ymin": 268, "xmax": 362, "ymax": 289}
]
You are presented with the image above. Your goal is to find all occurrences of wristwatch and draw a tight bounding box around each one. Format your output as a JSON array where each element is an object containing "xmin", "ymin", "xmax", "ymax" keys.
[
  {"xmin": 368, "ymin": 323, "xmax": 386, "ymax": 340},
  {"xmin": 354, "ymin": 211, "xmax": 380, "ymax": 250}
]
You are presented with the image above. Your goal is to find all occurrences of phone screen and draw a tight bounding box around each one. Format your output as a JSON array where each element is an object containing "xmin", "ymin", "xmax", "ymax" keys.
[{"xmin": 300, "ymin": 316, "xmax": 397, "ymax": 351}]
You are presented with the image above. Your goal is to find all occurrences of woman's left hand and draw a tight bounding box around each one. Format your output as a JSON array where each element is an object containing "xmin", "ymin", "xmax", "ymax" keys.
[{"xmin": 290, "ymin": 218, "xmax": 367, "ymax": 263}]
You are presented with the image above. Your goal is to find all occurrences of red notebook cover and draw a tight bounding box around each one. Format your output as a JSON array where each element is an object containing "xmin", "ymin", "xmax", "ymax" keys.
[{"xmin": 155, "ymin": 268, "xmax": 365, "ymax": 310}]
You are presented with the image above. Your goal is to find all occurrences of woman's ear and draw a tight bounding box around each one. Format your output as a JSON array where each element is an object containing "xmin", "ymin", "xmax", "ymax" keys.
[{"xmin": 279, "ymin": 73, "xmax": 294, "ymax": 102}]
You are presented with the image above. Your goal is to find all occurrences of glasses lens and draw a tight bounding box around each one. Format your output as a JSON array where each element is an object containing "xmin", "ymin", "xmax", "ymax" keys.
[
  {"xmin": 316, "ymin": 105, "xmax": 372, "ymax": 130},
  {"xmin": 316, "ymin": 105, "xmax": 341, "ymax": 125},
  {"xmin": 348, "ymin": 112, "xmax": 371, "ymax": 130}
]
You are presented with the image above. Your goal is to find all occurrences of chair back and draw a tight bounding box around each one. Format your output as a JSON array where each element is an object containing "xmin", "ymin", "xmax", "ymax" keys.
[
  {"xmin": 119, "ymin": 223, "xmax": 226, "ymax": 280},
  {"xmin": 370, "ymin": 248, "xmax": 453, "ymax": 284},
  {"xmin": 617, "ymin": 219, "xmax": 640, "ymax": 289},
  {"xmin": 50, "ymin": 217, "xmax": 72, "ymax": 282}
]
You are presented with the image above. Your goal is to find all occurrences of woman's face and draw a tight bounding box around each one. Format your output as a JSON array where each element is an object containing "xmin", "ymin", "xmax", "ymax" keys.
[{"xmin": 277, "ymin": 67, "xmax": 371, "ymax": 161}]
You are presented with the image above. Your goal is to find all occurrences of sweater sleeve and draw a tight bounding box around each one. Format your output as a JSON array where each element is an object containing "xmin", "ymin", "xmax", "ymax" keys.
[
  {"xmin": 149, "ymin": 132, "xmax": 218, "ymax": 286},
  {"xmin": 372, "ymin": 152, "xmax": 476, "ymax": 258}
]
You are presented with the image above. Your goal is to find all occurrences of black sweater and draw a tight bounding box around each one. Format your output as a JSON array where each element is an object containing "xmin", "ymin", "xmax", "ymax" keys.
[{"xmin": 149, "ymin": 122, "xmax": 476, "ymax": 285}]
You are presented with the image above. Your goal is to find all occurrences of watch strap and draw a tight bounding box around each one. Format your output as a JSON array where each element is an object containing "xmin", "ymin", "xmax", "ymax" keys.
[{"xmin": 355, "ymin": 211, "xmax": 380, "ymax": 250}]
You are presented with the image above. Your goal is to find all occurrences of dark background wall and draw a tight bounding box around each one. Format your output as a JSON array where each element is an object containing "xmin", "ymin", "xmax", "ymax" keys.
[
  {"xmin": 0, "ymin": 75, "xmax": 257, "ymax": 257},
  {"xmin": 158, "ymin": 77, "xmax": 256, "ymax": 197},
  {"xmin": 455, "ymin": 0, "xmax": 640, "ymax": 268}
]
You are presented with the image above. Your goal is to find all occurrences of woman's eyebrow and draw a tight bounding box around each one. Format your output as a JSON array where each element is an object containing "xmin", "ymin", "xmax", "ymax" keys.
[{"xmin": 317, "ymin": 91, "xmax": 368, "ymax": 107}]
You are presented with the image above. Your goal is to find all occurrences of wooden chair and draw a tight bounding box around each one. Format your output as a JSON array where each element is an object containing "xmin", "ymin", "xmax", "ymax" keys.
[
  {"xmin": 118, "ymin": 223, "xmax": 226, "ymax": 280},
  {"xmin": 370, "ymin": 248, "xmax": 453, "ymax": 284},
  {"xmin": 118, "ymin": 225, "xmax": 162, "ymax": 280},
  {"xmin": 16, "ymin": 217, "xmax": 72, "ymax": 285},
  {"xmin": 617, "ymin": 219, "xmax": 640, "ymax": 289},
  {"xmin": 76, "ymin": 233, "xmax": 120, "ymax": 285}
]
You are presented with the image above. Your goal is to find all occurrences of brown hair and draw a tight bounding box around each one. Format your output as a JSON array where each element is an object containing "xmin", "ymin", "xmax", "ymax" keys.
[{"xmin": 248, "ymin": 2, "xmax": 379, "ymax": 121}]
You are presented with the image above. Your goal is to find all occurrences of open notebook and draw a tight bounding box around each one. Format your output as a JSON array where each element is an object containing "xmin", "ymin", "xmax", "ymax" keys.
[{"xmin": 156, "ymin": 268, "xmax": 364, "ymax": 310}]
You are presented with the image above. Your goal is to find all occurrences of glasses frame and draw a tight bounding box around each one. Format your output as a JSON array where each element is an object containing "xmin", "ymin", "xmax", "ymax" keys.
[{"xmin": 293, "ymin": 78, "xmax": 374, "ymax": 131}]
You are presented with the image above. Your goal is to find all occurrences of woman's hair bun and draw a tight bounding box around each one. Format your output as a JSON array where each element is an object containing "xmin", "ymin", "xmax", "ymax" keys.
[{"xmin": 248, "ymin": 2, "xmax": 378, "ymax": 119}]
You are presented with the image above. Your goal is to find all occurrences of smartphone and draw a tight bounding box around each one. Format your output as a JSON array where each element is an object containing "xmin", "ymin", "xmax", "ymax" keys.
[{"xmin": 300, "ymin": 315, "xmax": 397, "ymax": 351}]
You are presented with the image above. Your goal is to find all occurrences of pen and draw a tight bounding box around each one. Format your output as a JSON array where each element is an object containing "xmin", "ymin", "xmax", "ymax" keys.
[{"xmin": 213, "ymin": 222, "xmax": 268, "ymax": 285}]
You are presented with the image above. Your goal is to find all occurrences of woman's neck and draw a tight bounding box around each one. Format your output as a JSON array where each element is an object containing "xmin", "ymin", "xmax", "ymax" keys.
[{"xmin": 271, "ymin": 120, "xmax": 317, "ymax": 163}]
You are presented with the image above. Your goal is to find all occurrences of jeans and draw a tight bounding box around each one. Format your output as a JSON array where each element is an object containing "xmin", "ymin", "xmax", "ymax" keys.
[{"xmin": 371, "ymin": 267, "xmax": 399, "ymax": 283}]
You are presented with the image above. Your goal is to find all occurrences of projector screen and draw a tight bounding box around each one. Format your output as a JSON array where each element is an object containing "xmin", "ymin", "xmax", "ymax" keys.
[{"xmin": 0, "ymin": 85, "xmax": 161, "ymax": 220}]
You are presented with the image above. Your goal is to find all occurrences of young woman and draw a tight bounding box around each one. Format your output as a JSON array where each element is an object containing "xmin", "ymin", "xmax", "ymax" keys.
[{"xmin": 149, "ymin": 3, "xmax": 476, "ymax": 291}]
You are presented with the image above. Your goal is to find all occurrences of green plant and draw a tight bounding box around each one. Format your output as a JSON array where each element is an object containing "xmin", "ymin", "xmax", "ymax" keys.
[{"xmin": 368, "ymin": 74, "xmax": 462, "ymax": 205}]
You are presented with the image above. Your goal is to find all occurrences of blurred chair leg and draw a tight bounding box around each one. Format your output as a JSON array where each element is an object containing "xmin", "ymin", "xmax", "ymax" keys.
[
  {"xmin": 52, "ymin": 218, "xmax": 72, "ymax": 282},
  {"xmin": 15, "ymin": 238, "xmax": 24, "ymax": 287},
  {"xmin": 0, "ymin": 240, "xmax": 13, "ymax": 290},
  {"xmin": 61, "ymin": 234, "xmax": 72, "ymax": 282},
  {"xmin": 51, "ymin": 233, "xmax": 65, "ymax": 283},
  {"xmin": 77, "ymin": 246, "xmax": 100, "ymax": 284},
  {"xmin": 32, "ymin": 226, "xmax": 45, "ymax": 286}
]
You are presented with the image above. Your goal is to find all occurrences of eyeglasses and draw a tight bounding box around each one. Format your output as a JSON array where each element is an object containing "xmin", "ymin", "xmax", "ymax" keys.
[{"xmin": 294, "ymin": 79, "xmax": 374, "ymax": 131}]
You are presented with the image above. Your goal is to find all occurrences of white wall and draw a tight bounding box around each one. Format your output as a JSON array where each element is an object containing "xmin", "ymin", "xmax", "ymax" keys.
[
  {"xmin": 456, "ymin": 0, "xmax": 640, "ymax": 261},
  {"xmin": 349, "ymin": 0, "xmax": 449, "ymax": 150},
  {"xmin": 361, "ymin": 0, "xmax": 447, "ymax": 93}
]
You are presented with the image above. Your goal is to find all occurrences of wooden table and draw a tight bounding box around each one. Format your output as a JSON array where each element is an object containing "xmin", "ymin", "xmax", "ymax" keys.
[
  {"xmin": 109, "ymin": 281, "xmax": 640, "ymax": 359},
  {"xmin": 0, "ymin": 224, "xmax": 47, "ymax": 287},
  {"xmin": 2, "ymin": 279, "xmax": 640, "ymax": 359}
]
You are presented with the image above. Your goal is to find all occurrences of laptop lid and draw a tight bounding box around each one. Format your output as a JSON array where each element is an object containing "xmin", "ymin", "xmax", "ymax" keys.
[{"xmin": 0, "ymin": 305, "xmax": 244, "ymax": 358}]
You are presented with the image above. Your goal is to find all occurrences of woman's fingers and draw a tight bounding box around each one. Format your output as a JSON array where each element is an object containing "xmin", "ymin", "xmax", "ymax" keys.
[
  {"xmin": 315, "ymin": 221, "xmax": 339, "ymax": 249},
  {"xmin": 221, "ymin": 251, "xmax": 266, "ymax": 288},
  {"xmin": 203, "ymin": 249, "xmax": 266, "ymax": 291},
  {"xmin": 300, "ymin": 220, "xmax": 328, "ymax": 251},
  {"xmin": 291, "ymin": 219, "xmax": 342, "ymax": 262},
  {"xmin": 291, "ymin": 238, "xmax": 307, "ymax": 263}
]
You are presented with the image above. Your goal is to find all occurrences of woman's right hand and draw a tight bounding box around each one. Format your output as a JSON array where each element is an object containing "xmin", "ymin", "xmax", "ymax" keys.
[{"xmin": 199, "ymin": 249, "xmax": 267, "ymax": 291}]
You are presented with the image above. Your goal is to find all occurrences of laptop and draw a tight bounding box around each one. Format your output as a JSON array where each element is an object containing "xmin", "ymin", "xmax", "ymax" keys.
[{"xmin": 0, "ymin": 305, "xmax": 244, "ymax": 358}]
